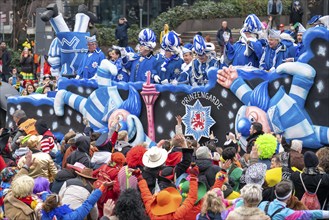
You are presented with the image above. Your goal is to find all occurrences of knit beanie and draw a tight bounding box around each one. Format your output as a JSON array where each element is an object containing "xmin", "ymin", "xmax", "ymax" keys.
[
  {"xmin": 304, "ymin": 151, "xmax": 319, "ymax": 168},
  {"xmin": 196, "ymin": 146, "xmax": 211, "ymax": 160},
  {"xmin": 35, "ymin": 119, "xmax": 49, "ymax": 135}
]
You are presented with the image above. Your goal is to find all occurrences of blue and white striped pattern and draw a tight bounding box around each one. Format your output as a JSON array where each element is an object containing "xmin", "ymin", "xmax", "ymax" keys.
[
  {"xmin": 138, "ymin": 28, "xmax": 156, "ymax": 49},
  {"xmin": 231, "ymin": 77, "xmax": 252, "ymax": 105},
  {"xmin": 47, "ymin": 38, "xmax": 61, "ymax": 70},
  {"xmin": 73, "ymin": 13, "xmax": 90, "ymax": 33},
  {"xmin": 243, "ymin": 14, "xmax": 262, "ymax": 34},
  {"xmin": 161, "ymin": 31, "xmax": 180, "ymax": 51},
  {"xmin": 49, "ymin": 13, "xmax": 70, "ymax": 34},
  {"xmin": 97, "ymin": 67, "xmax": 113, "ymax": 87},
  {"xmin": 193, "ymin": 35, "xmax": 206, "ymax": 55},
  {"xmin": 54, "ymin": 87, "xmax": 124, "ymax": 131}
]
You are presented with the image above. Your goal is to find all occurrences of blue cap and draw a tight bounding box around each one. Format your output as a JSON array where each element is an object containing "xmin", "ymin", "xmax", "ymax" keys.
[{"xmin": 308, "ymin": 15, "xmax": 321, "ymax": 25}]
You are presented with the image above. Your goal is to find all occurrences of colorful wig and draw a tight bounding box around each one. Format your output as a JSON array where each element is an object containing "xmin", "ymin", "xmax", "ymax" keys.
[
  {"xmin": 255, "ymin": 134, "xmax": 277, "ymax": 159},
  {"xmin": 33, "ymin": 177, "xmax": 51, "ymax": 195}
]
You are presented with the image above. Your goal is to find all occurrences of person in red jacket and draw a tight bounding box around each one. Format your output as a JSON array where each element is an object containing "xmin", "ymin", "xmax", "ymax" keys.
[{"xmin": 93, "ymin": 152, "xmax": 125, "ymax": 218}]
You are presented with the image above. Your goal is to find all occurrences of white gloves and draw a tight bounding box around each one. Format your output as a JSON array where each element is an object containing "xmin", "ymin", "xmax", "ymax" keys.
[
  {"xmin": 171, "ymin": 79, "xmax": 178, "ymax": 85},
  {"xmin": 75, "ymin": 75, "xmax": 80, "ymax": 79},
  {"xmin": 119, "ymin": 47, "xmax": 127, "ymax": 58},
  {"xmin": 154, "ymin": 75, "xmax": 161, "ymax": 83}
]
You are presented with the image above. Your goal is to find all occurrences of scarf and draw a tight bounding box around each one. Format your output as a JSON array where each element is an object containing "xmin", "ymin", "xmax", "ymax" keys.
[
  {"xmin": 18, "ymin": 195, "xmax": 38, "ymax": 209},
  {"xmin": 161, "ymin": 54, "xmax": 178, "ymax": 71},
  {"xmin": 41, "ymin": 205, "xmax": 73, "ymax": 220},
  {"xmin": 303, "ymin": 167, "xmax": 326, "ymax": 175}
]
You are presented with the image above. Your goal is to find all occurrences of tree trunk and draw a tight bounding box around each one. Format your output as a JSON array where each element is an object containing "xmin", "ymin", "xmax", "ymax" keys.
[
  {"xmin": 84, "ymin": 0, "xmax": 94, "ymax": 11},
  {"xmin": 12, "ymin": 0, "xmax": 32, "ymax": 50}
]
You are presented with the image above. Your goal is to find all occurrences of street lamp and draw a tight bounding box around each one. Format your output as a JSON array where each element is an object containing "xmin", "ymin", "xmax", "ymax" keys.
[{"xmin": 138, "ymin": 0, "xmax": 144, "ymax": 29}]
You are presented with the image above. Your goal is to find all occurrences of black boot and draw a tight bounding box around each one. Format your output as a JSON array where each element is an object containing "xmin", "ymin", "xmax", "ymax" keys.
[{"xmin": 40, "ymin": 3, "xmax": 59, "ymax": 22}]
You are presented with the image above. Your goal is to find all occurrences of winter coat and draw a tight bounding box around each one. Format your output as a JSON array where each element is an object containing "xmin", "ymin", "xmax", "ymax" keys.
[
  {"xmin": 184, "ymin": 200, "xmax": 202, "ymax": 220},
  {"xmin": 259, "ymin": 42, "xmax": 289, "ymax": 71},
  {"xmin": 290, "ymin": 1, "xmax": 303, "ymax": 24},
  {"xmin": 92, "ymin": 164, "xmax": 121, "ymax": 217},
  {"xmin": 1, "ymin": 48, "xmax": 11, "ymax": 75},
  {"xmin": 66, "ymin": 137, "xmax": 91, "ymax": 168},
  {"xmin": 11, "ymin": 117, "xmax": 37, "ymax": 151},
  {"xmin": 246, "ymin": 131, "xmax": 263, "ymax": 153},
  {"xmin": 18, "ymin": 150, "xmax": 57, "ymax": 182},
  {"xmin": 51, "ymin": 168, "xmax": 77, "ymax": 194},
  {"xmin": 41, "ymin": 189, "xmax": 102, "ymax": 220},
  {"xmin": 156, "ymin": 176, "xmax": 176, "ymax": 192},
  {"xmin": 142, "ymin": 166, "xmax": 162, "ymax": 192},
  {"xmin": 4, "ymin": 191, "xmax": 37, "ymax": 220},
  {"xmin": 196, "ymin": 158, "xmax": 221, "ymax": 190},
  {"xmin": 259, "ymin": 199, "xmax": 325, "ymax": 220},
  {"xmin": 138, "ymin": 175, "xmax": 198, "ymax": 220},
  {"xmin": 62, "ymin": 146, "xmax": 76, "ymax": 168},
  {"xmin": 225, "ymin": 40, "xmax": 263, "ymax": 68},
  {"xmin": 115, "ymin": 23, "xmax": 130, "ymax": 40},
  {"xmin": 114, "ymin": 141, "xmax": 131, "ymax": 156},
  {"xmin": 166, "ymin": 146, "xmax": 183, "ymax": 167},
  {"xmin": 91, "ymin": 151, "xmax": 111, "ymax": 169},
  {"xmin": 35, "ymin": 122, "xmax": 55, "ymax": 153},
  {"xmin": 20, "ymin": 55, "xmax": 34, "ymax": 73},
  {"xmin": 198, "ymin": 211, "xmax": 222, "ymax": 220},
  {"xmin": 226, "ymin": 206, "xmax": 269, "ymax": 220},
  {"xmin": 175, "ymin": 148, "xmax": 194, "ymax": 179},
  {"xmin": 217, "ymin": 27, "xmax": 232, "ymax": 47},
  {"xmin": 59, "ymin": 177, "xmax": 99, "ymax": 220},
  {"xmin": 3, "ymin": 168, "xmax": 37, "ymax": 219},
  {"xmin": 289, "ymin": 150, "xmax": 304, "ymax": 171},
  {"xmin": 291, "ymin": 171, "xmax": 329, "ymax": 208}
]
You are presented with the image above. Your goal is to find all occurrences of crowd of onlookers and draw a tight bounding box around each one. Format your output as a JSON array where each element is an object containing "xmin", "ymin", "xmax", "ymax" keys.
[
  {"xmin": 0, "ymin": 1, "xmax": 328, "ymax": 219},
  {"xmin": 0, "ymin": 109, "xmax": 328, "ymax": 220}
]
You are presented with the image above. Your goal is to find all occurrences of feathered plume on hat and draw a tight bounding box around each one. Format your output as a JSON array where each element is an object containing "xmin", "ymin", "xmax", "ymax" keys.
[
  {"xmin": 138, "ymin": 28, "xmax": 156, "ymax": 49},
  {"xmin": 193, "ymin": 35, "xmax": 206, "ymax": 56},
  {"xmin": 161, "ymin": 31, "xmax": 180, "ymax": 53},
  {"xmin": 242, "ymin": 14, "xmax": 263, "ymax": 34}
]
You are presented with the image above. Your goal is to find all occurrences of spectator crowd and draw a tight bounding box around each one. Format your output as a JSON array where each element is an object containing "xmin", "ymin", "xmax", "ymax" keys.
[{"xmin": 0, "ymin": 1, "xmax": 328, "ymax": 219}]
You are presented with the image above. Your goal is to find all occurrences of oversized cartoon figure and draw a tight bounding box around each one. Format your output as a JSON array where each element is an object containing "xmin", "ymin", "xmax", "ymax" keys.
[
  {"xmin": 54, "ymin": 62, "xmax": 152, "ymax": 146},
  {"xmin": 41, "ymin": 4, "xmax": 92, "ymax": 76},
  {"xmin": 217, "ymin": 62, "xmax": 329, "ymax": 149}
]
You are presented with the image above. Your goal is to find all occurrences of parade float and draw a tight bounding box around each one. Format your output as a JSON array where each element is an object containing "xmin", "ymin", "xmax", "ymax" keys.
[{"xmin": 2, "ymin": 7, "xmax": 328, "ymax": 150}]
